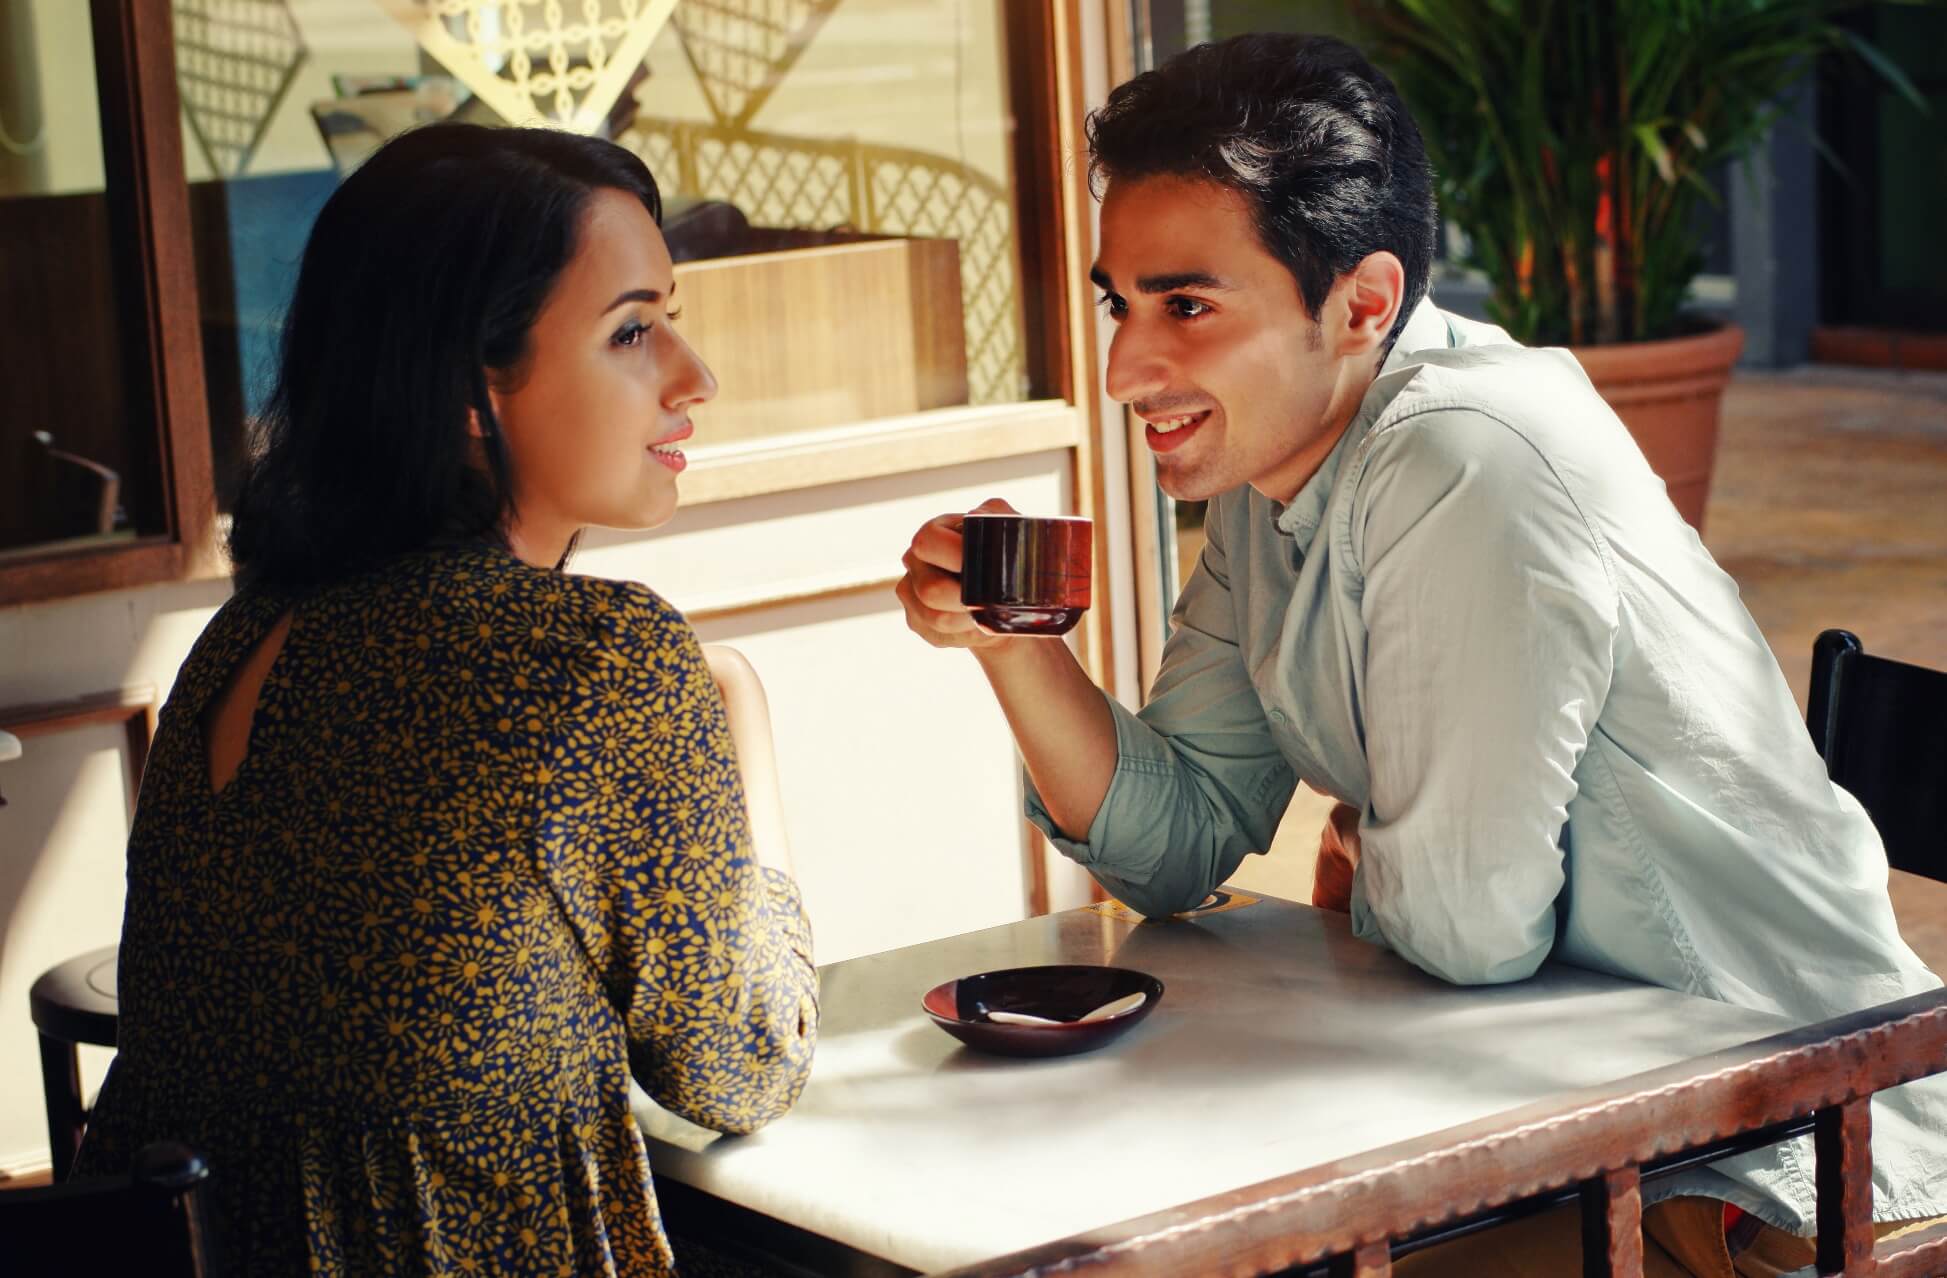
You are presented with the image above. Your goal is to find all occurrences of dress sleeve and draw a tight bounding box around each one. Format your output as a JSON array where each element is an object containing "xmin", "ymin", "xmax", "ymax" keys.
[{"xmin": 545, "ymin": 585, "xmax": 817, "ymax": 1135}]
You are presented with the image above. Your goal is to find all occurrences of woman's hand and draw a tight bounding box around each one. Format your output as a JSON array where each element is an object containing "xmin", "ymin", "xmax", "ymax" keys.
[{"xmin": 1311, "ymin": 802, "xmax": 1362, "ymax": 913}]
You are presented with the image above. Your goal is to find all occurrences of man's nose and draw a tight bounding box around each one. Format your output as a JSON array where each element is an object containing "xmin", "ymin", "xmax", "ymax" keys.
[{"xmin": 1104, "ymin": 323, "xmax": 1170, "ymax": 406}]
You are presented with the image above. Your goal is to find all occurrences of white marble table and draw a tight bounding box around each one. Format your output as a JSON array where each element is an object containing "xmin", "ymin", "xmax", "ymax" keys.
[{"xmin": 636, "ymin": 893, "xmax": 1794, "ymax": 1274}]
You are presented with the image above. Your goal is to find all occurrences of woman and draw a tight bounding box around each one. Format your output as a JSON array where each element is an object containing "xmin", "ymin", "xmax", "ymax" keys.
[{"xmin": 74, "ymin": 124, "xmax": 818, "ymax": 1276}]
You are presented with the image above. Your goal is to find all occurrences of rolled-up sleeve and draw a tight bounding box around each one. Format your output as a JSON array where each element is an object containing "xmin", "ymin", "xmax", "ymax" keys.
[
  {"xmin": 1346, "ymin": 409, "xmax": 1619, "ymax": 985},
  {"xmin": 1026, "ymin": 504, "xmax": 1295, "ymax": 917}
]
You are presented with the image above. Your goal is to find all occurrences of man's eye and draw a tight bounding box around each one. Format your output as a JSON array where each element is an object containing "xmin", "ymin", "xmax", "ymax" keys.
[
  {"xmin": 1167, "ymin": 297, "xmax": 1211, "ymax": 320},
  {"xmin": 1095, "ymin": 292, "xmax": 1126, "ymax": 319}
]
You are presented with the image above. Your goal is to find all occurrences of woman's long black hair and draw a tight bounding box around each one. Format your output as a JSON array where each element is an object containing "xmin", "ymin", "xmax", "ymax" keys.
[{"xmin": 227, "ymin": 123, "xmax": 663, "ymax": 592}]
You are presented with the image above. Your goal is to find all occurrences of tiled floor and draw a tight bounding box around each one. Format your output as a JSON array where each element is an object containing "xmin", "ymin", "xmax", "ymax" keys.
[
  {"xmin": 1708, "ymin": 364, "xmax": 1947, "ymax": 704},
  {"xmin": 1225, "ymin": 365, "xmax": 1947, "ymax": 972}
]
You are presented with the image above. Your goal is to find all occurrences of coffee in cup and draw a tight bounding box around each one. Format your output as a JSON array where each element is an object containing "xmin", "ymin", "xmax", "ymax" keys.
[{"xmin": 959, "ymin": 513, "xmax": 1092, "ymax": 636}]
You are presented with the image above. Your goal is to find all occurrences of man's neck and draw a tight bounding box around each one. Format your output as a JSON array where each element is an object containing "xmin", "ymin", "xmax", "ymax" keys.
[{"xmin": 1251, "ymin": 358, "xmax": 1383, "ymax": 504}]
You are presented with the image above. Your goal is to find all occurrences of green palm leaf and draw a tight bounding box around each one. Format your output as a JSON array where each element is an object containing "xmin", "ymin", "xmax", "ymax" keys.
[{"xmin": 1358, "ymin": 0, "xmax": 1923, "ymax": 343}]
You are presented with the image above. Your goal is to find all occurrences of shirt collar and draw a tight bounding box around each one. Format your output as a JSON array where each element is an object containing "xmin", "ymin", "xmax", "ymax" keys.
[
  {"xmin": 1270, "ymin": 297, "xmax": 1455, "ymax": 546},
  {"xmin": 1383, "ymin": 294, "xmax": 1457, "ymax": 376}
]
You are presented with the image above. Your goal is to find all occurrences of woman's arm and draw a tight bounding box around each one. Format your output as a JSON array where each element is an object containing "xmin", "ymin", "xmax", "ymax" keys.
[
  {"xmin": 701, "ymin": 644, "xmax": 794, "ymax": 878},
  {"xmin": 573, "ymin": 590, "xmax": 817, "ymax": 1134}
]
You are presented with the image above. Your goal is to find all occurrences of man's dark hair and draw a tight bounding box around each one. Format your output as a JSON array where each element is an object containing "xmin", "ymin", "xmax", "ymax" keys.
[
  {"xmin": 1086, "ymin": 33, "xmax": 1437, "ymax": 351},
  {"xmin": 227, "ymin": 123, "xmax": 663, "ymax": 592}
]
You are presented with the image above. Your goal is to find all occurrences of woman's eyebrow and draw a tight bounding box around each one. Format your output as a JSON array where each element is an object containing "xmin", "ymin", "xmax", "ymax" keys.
[{"xmin": 601, "ymin": 282, "xmax": 677, "ymax": 314}]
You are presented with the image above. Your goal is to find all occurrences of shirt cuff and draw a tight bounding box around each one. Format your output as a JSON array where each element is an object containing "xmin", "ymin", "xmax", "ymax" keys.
[{"xmin": 1022, "ymin": 691, "xmax": 1174, "ymax": 874}]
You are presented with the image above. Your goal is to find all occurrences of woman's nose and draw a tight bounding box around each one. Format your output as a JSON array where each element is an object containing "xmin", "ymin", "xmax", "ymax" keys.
[{"xmin": 665, "ymin": 327, "xmax": 718, "ymax": 410}]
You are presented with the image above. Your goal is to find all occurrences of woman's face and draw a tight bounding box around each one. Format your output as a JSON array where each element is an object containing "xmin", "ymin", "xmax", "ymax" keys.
[{"xmin": 487, "ymin": 187, "xmax": 716, "ymax": 565}]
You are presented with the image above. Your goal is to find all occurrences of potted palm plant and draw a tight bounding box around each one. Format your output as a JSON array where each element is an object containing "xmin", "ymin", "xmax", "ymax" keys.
[{"xmin": 1361, "ymin": 0, "xmax": 1919, "ymax": 530}]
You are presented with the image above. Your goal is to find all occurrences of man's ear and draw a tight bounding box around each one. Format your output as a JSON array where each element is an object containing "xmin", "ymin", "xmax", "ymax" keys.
[{"xmin": 1335, "ymin": 251, "xmax": 1406, "ymax": 359}]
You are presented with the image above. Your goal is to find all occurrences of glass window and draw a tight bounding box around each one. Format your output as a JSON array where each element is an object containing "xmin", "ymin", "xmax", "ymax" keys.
[
  {"xmin": 172, "ymin": 0, "xmax": 1036, "ymax": 504},
  {"xmin": 0, "ymin": 0, "xmax": 165, "ymax": 560}
]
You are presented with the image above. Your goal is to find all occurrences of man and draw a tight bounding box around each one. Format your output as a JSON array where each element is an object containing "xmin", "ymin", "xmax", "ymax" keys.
[{"xmin": 895, "ymin": 32, "xmax": 1945, "ymax": 1276}]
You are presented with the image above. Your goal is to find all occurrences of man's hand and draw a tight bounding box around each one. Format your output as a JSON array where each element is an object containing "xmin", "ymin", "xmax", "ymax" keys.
[
  {"xmin": 896, "ymin": 497, "xmax": 1019, "ymax": 652},
  {"xmin": 895, "ymin": 497, "xmax": 1116, "ymax": 842},
  {"xmin": 1311, "ymin": 801, "xmax": 1362, "ymax": 913}
]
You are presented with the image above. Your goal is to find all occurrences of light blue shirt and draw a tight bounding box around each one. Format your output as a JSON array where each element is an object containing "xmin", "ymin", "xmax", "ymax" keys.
[{"xmin": 1027, "ymin": 299, "xmax": 1947, "ymax": 1229}]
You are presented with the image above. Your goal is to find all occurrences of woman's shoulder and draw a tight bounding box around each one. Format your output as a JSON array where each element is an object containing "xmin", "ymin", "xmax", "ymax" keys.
[
  {"xmin": 170, "ymin": 588, "xmax": 293, "ymax": 711},
  {"xmin": 445, "ymin": 544, "xmax": 697, "ymax": 658},
  {"xmin": 530, "ymin": 559, "xmax": 690, "ymax": 648},
  {"xmin": 321, "ymin": 541, "xmax": 678, "ymax": 622},
  {"xmin": 290, "ymin": 543, "xmax": 699, "ymax": 686}
]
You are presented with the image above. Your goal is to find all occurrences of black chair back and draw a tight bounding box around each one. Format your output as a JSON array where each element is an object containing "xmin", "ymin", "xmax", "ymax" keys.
[
  {"xmin": 1807, "ymin": 629, "xmax": 1947, "ymax": 881},
  {"xmin": 0, "ymin": 1141, "xmax": 217, "ymax": 1277}
]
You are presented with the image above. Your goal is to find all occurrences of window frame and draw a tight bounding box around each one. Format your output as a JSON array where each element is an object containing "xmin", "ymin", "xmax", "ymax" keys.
[{"xmin": 0, "ymin": 0, "xmax": 217, "ymax": 606}]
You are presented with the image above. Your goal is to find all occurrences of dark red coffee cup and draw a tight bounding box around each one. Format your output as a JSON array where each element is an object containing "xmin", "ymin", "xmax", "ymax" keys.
[{"xmin": 959, "ymin": 513, "xmax": 1092, "ymax": 636}]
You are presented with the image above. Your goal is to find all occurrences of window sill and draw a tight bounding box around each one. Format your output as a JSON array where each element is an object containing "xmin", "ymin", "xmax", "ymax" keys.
[{"xmin": 678, "ymin": 399, "xmax": 1084, "ymax": 506}]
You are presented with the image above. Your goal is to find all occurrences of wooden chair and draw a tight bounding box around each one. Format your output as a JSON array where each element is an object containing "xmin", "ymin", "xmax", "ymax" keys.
[
  {"xmin": 0, "ymin": 1140, "xmax": 218, "ymax": 1277},
  {"xmin": 4, "ymin": 691, "xmax": 153, "ymax": 1181},
  {"xmin": 1807, "ymin": 629, "xmax": 1947, "ymax": 882},
  {"xmin": 29, "ymin": 946, "xmax": 120, "ymax": 1183}
]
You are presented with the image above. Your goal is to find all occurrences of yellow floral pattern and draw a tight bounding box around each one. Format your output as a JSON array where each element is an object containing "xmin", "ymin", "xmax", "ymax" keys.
[{"xmin": 77, "ymin": 542, "xmax": 818, "ymax": 1276}]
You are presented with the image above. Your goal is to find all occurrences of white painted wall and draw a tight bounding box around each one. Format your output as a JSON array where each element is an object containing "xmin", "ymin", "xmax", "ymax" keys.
[{"xmin": 0, "ymin": 448, "xmax": 1084, "ymax": 1173}]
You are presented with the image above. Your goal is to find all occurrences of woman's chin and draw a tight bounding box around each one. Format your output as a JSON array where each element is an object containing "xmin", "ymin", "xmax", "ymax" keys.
[{"xmin": 594, "ymin": 496, "xmax": 679, "ymax": 535}]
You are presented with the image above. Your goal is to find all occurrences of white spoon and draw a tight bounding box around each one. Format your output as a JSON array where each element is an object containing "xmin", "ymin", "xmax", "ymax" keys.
[{"xmin": 983, "ymin": 992, "xmax": 1148, "ymax": 1026}]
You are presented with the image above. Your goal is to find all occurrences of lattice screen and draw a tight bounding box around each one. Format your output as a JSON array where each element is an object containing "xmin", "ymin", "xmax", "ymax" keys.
[
  {"xmin": 668, "ymin": 0, "xmax": 843, "ymax": 128},
  {"xmin": 377, "ymin": 0, "xmax": 677, "ymax": 131},
  {"xmin": 622, "ymin": 118, "xmax": 1026, "ymax": 404},
  {"xmin": 173, "ymin": 0, "xmax": 308, "ymax": 177}
]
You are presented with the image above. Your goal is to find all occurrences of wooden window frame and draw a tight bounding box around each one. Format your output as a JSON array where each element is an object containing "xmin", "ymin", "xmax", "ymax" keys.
[
  {"xmin": 0, "ymin": 685, "xmax": 157, "ymax": 809},
  {"xmin": 0, "ymin": 0, "xmax": 216, "ymax": 607}
]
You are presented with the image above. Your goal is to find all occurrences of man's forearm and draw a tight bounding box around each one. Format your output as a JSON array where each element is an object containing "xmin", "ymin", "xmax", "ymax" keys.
[{"xmin": 974, "ymin": 637, "xmax": 1118, "ymax": 842}]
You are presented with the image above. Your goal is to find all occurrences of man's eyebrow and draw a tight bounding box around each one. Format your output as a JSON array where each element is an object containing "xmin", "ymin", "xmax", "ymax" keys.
[
  {"xmin": 602, "ymin": 282, "xmax": 677, "ymax": 314},
  {"xmin": 1134, "ymin": 270, "xmax": 1231, "ymax": 294},
  {"xmin": 1087, "ymin": 266, "xmax": 1232, "ymax": 294}
]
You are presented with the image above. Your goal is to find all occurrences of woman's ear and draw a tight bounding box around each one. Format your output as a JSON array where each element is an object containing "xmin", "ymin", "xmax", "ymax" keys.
[{"xmin": 468, "ymin": 381, "xmax": 508, "ymax": 440}]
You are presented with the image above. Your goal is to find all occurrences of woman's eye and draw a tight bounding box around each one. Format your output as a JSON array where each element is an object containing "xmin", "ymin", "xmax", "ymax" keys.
[
  {"xmin": 1167, "ymin": 297, "xmax": 1211, "ymax": 320},
  {"xmin": 613, "ymin": 321, "xmax": 648, "ymax": 347},
  {"xmin": 666, "ymin": 306, "xmax": 683, "ymax": 323}
]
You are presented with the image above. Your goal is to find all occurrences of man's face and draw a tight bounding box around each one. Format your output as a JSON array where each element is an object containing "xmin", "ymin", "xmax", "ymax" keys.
[{"xmin": 1094, "ymin": 174, "xmax": 1350, "ymax": 504}]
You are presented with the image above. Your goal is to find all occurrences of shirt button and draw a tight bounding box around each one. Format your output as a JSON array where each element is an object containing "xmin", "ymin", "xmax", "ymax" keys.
[{"xmin": 1268, "ymin": 709, "xmax": 1288, "ymax": 725}]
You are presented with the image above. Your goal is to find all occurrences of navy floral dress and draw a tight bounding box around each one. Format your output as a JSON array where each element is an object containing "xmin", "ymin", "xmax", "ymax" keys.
[{"xmin": 76, "ymin": 541, "xmax": 818, "ymax": 1276}]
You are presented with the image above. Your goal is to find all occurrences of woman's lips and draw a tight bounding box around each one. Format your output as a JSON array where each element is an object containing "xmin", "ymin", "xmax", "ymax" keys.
[{"xmin": 648, "ymin": 421, "xmax": 692, "ymax": 472}]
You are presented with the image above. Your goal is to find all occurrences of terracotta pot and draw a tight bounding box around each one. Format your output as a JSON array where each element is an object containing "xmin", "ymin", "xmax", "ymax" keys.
[{"xmin": 1571, "ymin": 322, "xmax": 1745, "ymax": 533}]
